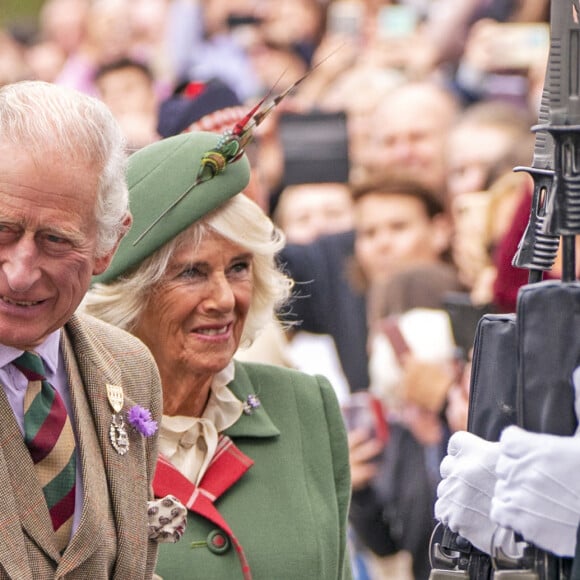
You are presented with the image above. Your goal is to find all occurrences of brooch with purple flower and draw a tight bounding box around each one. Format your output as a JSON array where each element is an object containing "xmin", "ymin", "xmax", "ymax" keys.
[
  {"xmin": 127, "ymin": 405, "xmax": 158, "ymax": 437},
  {"xmin": 243, "ymin": 394, "xmax": 261, "ymax": 415}
]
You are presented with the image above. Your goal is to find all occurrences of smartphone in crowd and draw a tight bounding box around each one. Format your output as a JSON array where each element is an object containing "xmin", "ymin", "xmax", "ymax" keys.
[
  {"xmin": 342, "ymin": 392, "xmax": 390, "ymax": 444},
  {"xmin": 278, "ymin": 110, "xmax": 350, "ymax": 185},
  {"xmin": 486, "ymin": 22, "xmax": 550, "ymax": 71},
  {"xmin": 326, "ymin": 1, "xmax": 364, "ymax": 38},
  {"xmin": 377, "ymin": 4, "xmax": 419, "ymax": 39}
]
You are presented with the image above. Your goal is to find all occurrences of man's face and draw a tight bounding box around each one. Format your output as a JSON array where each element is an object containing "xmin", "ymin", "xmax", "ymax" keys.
[
  {"xmin": 376, "ymin": 108, "xmax": 443, "ymax": 172},
  {"xmin": 96, "ymin": 67, "xmax": 156, "ymax": 118},
  {"xmin": 360, "ymin": 86, "xmax": 457, "ymax": 193},
  {"xmin": 277, "ymin": 183, "xmax": 354, "ymax": 244},
  {"xmin": 446, "ymin": 125, "xmax": 515, "ymax": 200},
  {"xmin": 354, "ymin": 192, "xmax": 446, "ymax": 284},
  {"xmin": 0, "ymin": 144, "xmax": 112, "ymax": 350}
]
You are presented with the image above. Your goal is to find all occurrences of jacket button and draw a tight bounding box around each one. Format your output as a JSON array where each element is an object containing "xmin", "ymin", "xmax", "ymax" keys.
[{"xmin": 207, "ymin": 530, "xmax": 231, "ymax": 555}]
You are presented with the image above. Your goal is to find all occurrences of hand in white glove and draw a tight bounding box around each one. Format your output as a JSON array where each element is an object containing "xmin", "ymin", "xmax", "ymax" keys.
[
  {"xmin": 490, "ymin": 424, "xmax": 580, "ymax": 557},
  {"xmin": 435, "ymin": 430, "xmax": 500, "ymax": 554},
  {"xmin": 489, "ymin": 365, "xmax": 580, "ymax": 557}
]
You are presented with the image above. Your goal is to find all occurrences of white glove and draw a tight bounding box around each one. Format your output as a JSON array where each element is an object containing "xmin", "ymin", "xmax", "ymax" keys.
[
  {"xmin": 489, "ymin": 365, "xmax": 580, "ymax": 557},
  {"xmin": 490, "ymin": 424, "xmax": 580, "ymax": 557},
  {"xmin": 435, "ymin": 430, "xmax": 500, "ymax": 554}
]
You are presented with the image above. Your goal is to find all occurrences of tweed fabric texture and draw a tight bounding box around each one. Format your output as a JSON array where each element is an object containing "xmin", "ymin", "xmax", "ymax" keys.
[{"xmin": 0, "ymin": 313, "xmax": 162, "ymax": 579}]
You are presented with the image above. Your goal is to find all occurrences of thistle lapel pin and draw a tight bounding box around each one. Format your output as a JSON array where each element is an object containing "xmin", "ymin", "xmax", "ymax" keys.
[{"xmin": 243, "ymin": 394, "xmax": 261, "ymax": 415}]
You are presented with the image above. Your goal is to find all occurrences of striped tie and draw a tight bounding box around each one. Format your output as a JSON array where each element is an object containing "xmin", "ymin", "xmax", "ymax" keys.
[{"xmin": 13, "ymin": 351, "xmax": 76, "ymax": 552}]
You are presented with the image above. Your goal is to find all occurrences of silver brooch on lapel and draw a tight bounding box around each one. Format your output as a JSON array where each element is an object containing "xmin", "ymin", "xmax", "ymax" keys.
[{"xmin": 107, "ymin": 383, "xmax": 129, "ymax": 455}]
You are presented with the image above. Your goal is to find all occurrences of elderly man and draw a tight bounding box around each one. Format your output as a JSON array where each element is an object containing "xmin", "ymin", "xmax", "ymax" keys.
[
  {"xmin": 0, "ymin": 80, "xmax": 162, "ymax": 578},
  {"xmin": 353, "ymin": 80, "xmax": 461, "ymax": 199}
]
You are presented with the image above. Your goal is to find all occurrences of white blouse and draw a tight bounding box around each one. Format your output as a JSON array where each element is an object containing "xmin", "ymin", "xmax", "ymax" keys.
[{"xmin": 158, "ymin": 362, "xmax": 243, "ymax": 485}]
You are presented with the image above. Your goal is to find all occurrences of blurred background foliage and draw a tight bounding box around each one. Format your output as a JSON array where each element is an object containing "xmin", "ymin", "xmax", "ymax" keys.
[{"xmin": 2, "ymin": 0, "xmax": 43, "ymax": 27}]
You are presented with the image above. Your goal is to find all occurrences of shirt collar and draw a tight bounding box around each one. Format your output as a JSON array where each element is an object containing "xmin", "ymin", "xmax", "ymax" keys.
[
  {"xmin": 161, "ymin": 360, "xmax": 241, "ymax": 431},
  {"xmin": 0, "ymin": 330, "xmax": 61, "ymax": 375}
]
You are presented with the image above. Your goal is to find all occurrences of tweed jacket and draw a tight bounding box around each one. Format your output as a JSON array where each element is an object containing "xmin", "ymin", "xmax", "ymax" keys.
[
  {"xmin": 155, "ymin": 361, "xmax": 352, "ymax": 580},
  {"xmin": 0, "ymin": 312, "xmax": 162, "ymax": 579}
]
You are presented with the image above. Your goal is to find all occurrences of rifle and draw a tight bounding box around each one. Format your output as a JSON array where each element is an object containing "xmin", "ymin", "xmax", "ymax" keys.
[
  {"xmin": 430, "ymin": 1, "xmax": 580, "ymax": 578},
  {"xmin": 499, "ymin": 3, "xmax": 580, "ymax": 577}
]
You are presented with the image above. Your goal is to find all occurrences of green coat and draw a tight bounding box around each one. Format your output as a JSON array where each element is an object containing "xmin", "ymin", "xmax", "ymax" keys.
[{"xmin": 155, "ymin": 361, "xmax": 352, "ymax": 579}]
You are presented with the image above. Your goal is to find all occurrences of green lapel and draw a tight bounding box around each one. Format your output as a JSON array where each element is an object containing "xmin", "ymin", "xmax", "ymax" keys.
[{"xmin": 225, "ymin": 361, "xmax": 280, "ymax": 438}]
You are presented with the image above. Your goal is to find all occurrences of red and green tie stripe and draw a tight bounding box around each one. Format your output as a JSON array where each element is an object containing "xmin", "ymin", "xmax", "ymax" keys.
[{"xmin": 13, "ymin": 351, "xmax": 76, "ymax": 553}]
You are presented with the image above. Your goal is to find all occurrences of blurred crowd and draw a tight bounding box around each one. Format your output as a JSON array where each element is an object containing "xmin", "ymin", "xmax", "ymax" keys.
[{"xmin": 1, "ymin": 0, "xmax": 555, "ymax": 578}]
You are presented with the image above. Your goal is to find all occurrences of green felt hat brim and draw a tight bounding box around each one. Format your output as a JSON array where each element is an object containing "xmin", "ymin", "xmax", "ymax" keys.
[{"xmin": 94, "ymin": 131, "xmax": 251, "ymax": 284}]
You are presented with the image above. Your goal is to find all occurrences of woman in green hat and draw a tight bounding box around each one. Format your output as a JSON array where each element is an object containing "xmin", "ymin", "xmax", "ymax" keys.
[{"xmin": 83, "ymin": 130, "xmax": 352, "ymax": 579}]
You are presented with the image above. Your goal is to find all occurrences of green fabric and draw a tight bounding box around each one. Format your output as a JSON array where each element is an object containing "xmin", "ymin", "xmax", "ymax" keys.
[
  {"xmin": 95, "ymin": 132, "xmax": 251, "ymax": 283},
  {"xmin": 155, "ymin": 361, "xmax": 352, "ymax": 580},
  {"xmin": 15, "ymin": 352, "xmax": 55, "ymax": 442},
  {"xmin": 14, "ymin": 352, "xmax": 77, "ymax": 522},
  {"xmin": 23, "ymin": 385, "xmax": 54, "ymax": 442},
  {"xmin": 43, "ymin": 455, "xmax": 76, "ymax": 509},
  {"xmin": 14, "ymin": 351, "xmax": 44, "ymax": 376}
]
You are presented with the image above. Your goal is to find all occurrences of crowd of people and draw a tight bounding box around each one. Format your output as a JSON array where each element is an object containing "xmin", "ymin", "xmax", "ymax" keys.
[{"xmin": 3, "ymin": 0, "xmax": 576, "ymax": 579}]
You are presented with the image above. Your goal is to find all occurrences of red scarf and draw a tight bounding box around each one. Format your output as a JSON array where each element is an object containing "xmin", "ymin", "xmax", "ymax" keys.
[{"xmin": 153, "ymin": 434, "xmax": 254, "ymax": 579}]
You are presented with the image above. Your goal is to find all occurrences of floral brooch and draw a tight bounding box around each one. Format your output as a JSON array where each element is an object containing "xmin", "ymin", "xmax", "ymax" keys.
[
  {"xmin": 243, "ymin": 394, "xmax": 261, "ymax": 415},
  {"xmin": 127, "ymin": 405, "xmax": 158, "ymax": 437},
  {"xmin": 107, "ymin": 384, "xmax": 158, "ymax": 455}
]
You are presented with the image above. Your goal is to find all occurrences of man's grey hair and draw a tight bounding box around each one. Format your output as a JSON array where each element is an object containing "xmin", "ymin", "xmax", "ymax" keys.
[{"xmin": 0, "ymin": 80, "xmax": 129, "ymax": 256}]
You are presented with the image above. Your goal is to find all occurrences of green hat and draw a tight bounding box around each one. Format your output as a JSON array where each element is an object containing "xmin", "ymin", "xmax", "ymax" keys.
[{"xmin": 94, "ymin": 131, "xmax": 251, "ymax": 284}]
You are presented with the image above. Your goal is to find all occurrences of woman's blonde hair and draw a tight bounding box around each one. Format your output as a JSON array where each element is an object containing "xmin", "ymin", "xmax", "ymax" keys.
[{"xmin": 83, "ymin": 193, "xmax": 293, "ymax": 347}]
